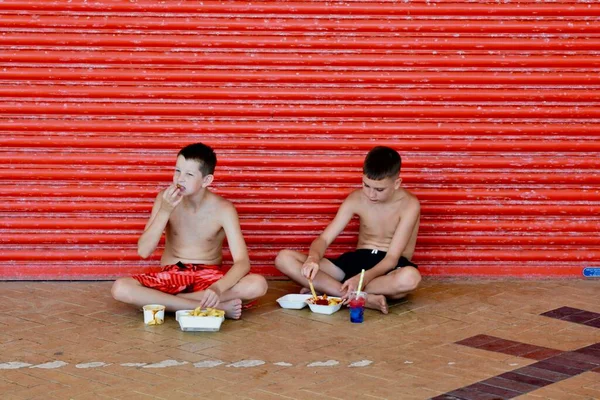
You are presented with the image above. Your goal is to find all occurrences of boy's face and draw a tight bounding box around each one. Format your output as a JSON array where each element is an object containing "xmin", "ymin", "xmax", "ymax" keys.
[
  {"xmin": 173, "ymin": 156, "xmax": 212, "ymax": 195},
  {"xmin": 362, "ymin": 175, "xmax": 400, "ymax": 203}
]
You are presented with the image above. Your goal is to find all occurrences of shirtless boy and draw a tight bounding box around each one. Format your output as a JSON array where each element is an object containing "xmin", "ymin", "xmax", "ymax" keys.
[
  {"xmin": 111, "ymin": 143, "xmax": 267, "ymax": 319},
  {"xmin": 275, "ymin": 146, "xmax": 421, "ymax": 314}
]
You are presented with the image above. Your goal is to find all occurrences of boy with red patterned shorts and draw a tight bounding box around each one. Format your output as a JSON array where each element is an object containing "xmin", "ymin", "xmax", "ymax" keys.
[{"xmin": 111, "ymin": 143, "xmax": 267, "ymax": 319}]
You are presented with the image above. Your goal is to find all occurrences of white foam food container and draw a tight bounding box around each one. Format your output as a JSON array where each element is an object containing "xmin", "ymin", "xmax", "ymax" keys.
[
  {"xmin": 276, "ymin": 294, "xmax": 312, "ymax": 309},
  {"xmin": 176, "ymin": 310, "xmax": 224, "ymax": 332},
  {"xmin": 307, "ymin": 297, "xmax": 343, "ymax": 315}
]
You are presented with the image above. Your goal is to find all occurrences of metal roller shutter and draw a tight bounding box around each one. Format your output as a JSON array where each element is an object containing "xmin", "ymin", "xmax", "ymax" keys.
[{"xmin": 1, "ymin": 1, "xmax": 599, "ymax": 279}]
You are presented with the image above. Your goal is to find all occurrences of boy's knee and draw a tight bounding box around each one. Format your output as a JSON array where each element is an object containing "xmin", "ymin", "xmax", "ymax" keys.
[
  {"xmin": 246, "ymin": 273, "xmax": 268, "ymax": 297},
  {"xmin": 394, "ymin": 268, "xmax": 421, "ymax": 293},
  {"xmin": 274, "ymin": 249, "xmax": 295, "ymax": 271},
  {"xmin": 111, "ymin": 277, "xmax": 133, "ymax": 303},
  {"xmin": 403, "ymin": 269, "xmax": 421, "ymax": 292}
]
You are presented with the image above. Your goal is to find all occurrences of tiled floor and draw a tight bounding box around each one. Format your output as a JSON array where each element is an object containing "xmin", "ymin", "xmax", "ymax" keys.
[{"xmin": 1, "ymin": 279, "xmax": 599, "ymax": 400}]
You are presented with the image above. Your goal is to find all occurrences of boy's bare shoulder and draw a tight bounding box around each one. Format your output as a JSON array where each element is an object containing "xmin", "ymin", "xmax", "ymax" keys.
[
  {"xmin": 346, "ymin": 188, "xmax": 364, "ymax": 202},
  {"xmin": 398, "ymin": 188, "xmax": 420, "ymax": 211},
  {"xmin": 401, "ymin": 187, "xmax": 419, "ymax": 202},
  {"xmin": 339, "ymin": 189, "xmax": 363, "ymax": 210},
  {"xmin": 208, "ymin": 191, "xmax": 238, "ymax": 214}
]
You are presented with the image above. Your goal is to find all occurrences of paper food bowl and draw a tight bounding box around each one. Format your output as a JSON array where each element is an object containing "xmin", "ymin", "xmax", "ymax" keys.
[
  {"xmin": 142, "ymin": 304, "xmax": 166, "ymax": 325},
  {"xmin": 276, "ymin": 294, "xmax": 312, "ymax": 309},
  {"xmin": 306, "ymin": 297, "xmax": 343, "ymax": 315},
  {"xmin": 175, "ymin": 310, "xmax": 224, "ymax": 332}
]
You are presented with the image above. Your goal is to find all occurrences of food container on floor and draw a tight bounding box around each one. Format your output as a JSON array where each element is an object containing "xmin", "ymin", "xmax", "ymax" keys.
[{"xmin": 276, "ymin": 294, "xmax": 312, "ymax": 309}]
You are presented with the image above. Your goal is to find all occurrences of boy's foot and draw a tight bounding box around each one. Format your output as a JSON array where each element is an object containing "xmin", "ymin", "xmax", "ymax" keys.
[
  {"xmin": 218, "ymin": 299, "xmax": 242, "ymax": 319},
  {"xmin": 299, "ymin": 287, "xmax": 322, "ymax": 296},
  {"xmin": 365, "ymin": 294, "xmax": 388, "ymax": 314}
]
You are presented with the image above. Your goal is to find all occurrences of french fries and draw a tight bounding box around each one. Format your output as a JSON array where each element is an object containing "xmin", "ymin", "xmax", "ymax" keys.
[
  {"xmin": 186, "ymin": 307, "xmax": 225, "ymax": 318},
  {"xmin": 147, "ymin": 317, "xmax": 163, "ymax": 326},
  {"xmin": 307, "ymin": 294, "xmax": 342, "ymax": 306}
]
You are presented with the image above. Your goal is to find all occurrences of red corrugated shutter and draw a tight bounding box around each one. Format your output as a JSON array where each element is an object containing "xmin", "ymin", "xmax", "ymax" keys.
[{"xmin": 1, "ymin": 1, "xmax": 599, "ymax": 279}]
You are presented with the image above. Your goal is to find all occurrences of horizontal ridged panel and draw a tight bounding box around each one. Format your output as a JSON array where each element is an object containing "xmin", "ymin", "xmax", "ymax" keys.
[{"xmin": 1, "ymin": 0, "xmax": 599, "ymax": 279}]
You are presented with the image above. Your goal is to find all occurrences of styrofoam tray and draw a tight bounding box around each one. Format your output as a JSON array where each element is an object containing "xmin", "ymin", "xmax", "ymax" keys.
[
  {"xmin": 175, "ymin": 310, "xmax": 224, "ymax": 332},
  {"xmin": 307, "ymin": 297, "xmax": 343, "ymax": 315},
  {"xmin": 276, "ymin": 294, "xmax": 312, "ymax": 309}
]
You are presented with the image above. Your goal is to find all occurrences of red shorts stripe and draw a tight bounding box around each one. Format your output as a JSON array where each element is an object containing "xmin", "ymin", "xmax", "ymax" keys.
[{"xmin": 132, "ymin": 263, "xmax": 223, "ymax": 295}]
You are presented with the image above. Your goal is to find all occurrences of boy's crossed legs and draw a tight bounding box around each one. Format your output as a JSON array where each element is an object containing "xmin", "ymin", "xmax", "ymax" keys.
[
  {"xmin": 111, "ymin": 274, "xmax": 267, "ymax": 319},
  {"xmin": 275, "ymin": 249, "xmax": 421, "ymax": 314}
]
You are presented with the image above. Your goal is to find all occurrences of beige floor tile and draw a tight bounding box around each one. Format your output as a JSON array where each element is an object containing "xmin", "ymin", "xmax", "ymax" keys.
[
  {"xmin": 1, "ymin": 280, "xmax": 599, "ymax": 399},
  {"xmin": 244, "ymin": 390, "xmax": 299, "ymax": 400}
]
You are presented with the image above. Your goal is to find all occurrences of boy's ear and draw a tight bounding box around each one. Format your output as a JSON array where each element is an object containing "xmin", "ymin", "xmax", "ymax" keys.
[
  {"xmin": 395, "ymin": 177, "xmax": 402, "ymax": 189},
  {"xmin": 202, "ymin": 174, "xmax": 214, "ymax": 188}
]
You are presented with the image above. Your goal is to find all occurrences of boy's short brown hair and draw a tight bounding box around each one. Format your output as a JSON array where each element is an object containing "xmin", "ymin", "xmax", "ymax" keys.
[
  {"xmin": 178, "ymin": 143, "xmax": 217, "ymax": 176},
  {"xmin": 363, "ymin": 146, "xmax": 401, "ymax": 180}
]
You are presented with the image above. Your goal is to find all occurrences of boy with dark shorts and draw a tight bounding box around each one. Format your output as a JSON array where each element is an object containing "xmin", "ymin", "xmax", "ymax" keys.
[
  {"xmin": 275, "ymin": 146, "xmax": 421, "ymax": 314},
  {"xmin": 111, "ymin": 143, "xmax": 267, "ymax": 319}
]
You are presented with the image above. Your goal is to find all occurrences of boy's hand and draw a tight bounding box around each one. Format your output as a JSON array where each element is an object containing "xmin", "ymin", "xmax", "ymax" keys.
[
  {"xmin": 301, "ymin": 256, "xmax": 320, "ymax": 280},
  {"xmin": 198, "ymin": 287, "xmax": 221, "ymax": 309},
  {"xmin": 160, "ymin": 184, "xmax": 184, "ymax": 213},
  {"xmin": 340, "ymin": 274, "xmax": 361, "ymax": 302}
]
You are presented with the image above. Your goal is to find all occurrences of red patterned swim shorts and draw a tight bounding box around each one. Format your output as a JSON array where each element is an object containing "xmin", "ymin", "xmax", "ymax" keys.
[{"xmin": 132, "ymin": 262, "xmax": 223, "ymax": 295}]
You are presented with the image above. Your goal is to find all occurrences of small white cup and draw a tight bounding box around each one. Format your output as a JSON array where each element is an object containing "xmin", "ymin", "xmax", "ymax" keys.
[{"xmin": 143, "ymin": 304, "xmax": 166, "ymax": 325}]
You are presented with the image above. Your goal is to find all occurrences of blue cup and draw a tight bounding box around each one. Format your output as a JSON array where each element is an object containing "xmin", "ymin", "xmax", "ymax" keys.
[{"xmin": 349, "ymin": 291, "xmax": 366, "ymax": 323}]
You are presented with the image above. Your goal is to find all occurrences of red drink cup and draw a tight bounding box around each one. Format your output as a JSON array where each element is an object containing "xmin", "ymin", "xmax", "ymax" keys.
[{"xmin": 349, "ymin": 291, "xmax": 366, "ymax": 323}]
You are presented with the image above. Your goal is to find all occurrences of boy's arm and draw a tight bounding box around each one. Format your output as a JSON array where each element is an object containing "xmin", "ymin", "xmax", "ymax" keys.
[
  {"xmin": 137, "ymin": 185, "xmax": 182, "ymax": 258},
  {"xmin": 303, "ymin": 195, "xmax": 356, "ymax": 279},
  {"xmin": 209, "ymin": 203, "xmax": 250, "ymax": 295},
  {"xmin": 351, "ymin": 199, "xmax": 420, "ymax": 289}
]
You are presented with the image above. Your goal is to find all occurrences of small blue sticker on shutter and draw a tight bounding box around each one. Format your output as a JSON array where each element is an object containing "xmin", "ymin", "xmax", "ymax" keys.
[{"xmin": 582, "ymin": 267, "xmax": 600, "ymax": 277}]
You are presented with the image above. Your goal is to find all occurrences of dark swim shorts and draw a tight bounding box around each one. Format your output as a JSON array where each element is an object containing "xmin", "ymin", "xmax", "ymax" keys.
[{"xmin": 329, "ymin": 249, "xmax": 418, "ymax": 282}]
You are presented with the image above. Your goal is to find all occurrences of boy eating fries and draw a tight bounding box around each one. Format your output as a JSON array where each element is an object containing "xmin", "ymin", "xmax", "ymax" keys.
[
  {"xmin": 112, "ymin": 143, "xmax": 267, "ymax": 319},
  {"xmin": 275, "ymin": 146, "xmax": 421, "ymax": 314}
]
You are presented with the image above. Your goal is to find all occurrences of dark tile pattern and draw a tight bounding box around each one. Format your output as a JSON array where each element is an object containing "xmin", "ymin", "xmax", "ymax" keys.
[
  {"xmin": 497, "ymin": 371, "xmax": 553, "ymax": 388},
  {"xmin": 540, "ymin": 306, "xmax": 586, "ymax": 319},
  {"xmin": 541, "ymin": 306, "xmax": 600, "ymax": 329},
  {"xmin": 456, "ymin": 334, "xmax": 561, "ymax": 360},
  {"xmin": 498, "ymin": 343, "xmax": 542, "ymax": 357},
  {"xmin": 441, "ymin": 386, "xmax": 505, "ymax": 400},
  {"xmin": 585, "ymin": 318, "xmax": 600, "ymax": 328},
  {"xmin": 436, "ymin": 307, "xmax": 600, "ymax": 399},
  {"xmin": 435, "ymin": 344, "xmax": 600, "ymax": 399},
  {"xmin": 480, "ymin": 376, "xmax": 540, "ymax": 394},
  {"xmin": 515, "ymin": 365, "xmax": 570, "ymax": 382},
  {"xmin": 468, "ymin": 383, "xmax": 521, "ymax": 398},
  {"xmin": 533, "ymin": 359, "xmax": 587, "ymax": 376},
  {"xmin": 455, "ymin": 334, "xmax": 502, "ymax": 348},
  {"xmin": 520, "ymin": 347, "xmax": 563, "ymax": 361}
]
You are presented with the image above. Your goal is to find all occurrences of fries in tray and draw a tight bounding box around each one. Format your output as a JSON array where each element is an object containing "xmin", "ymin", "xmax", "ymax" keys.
[
  {"xmin": 176, "ymin": 307, "xmax": 225, "ymax": 332},
  {"xmin": 307, "ymin": 294, "xmax": 342, "ymax": 306},
  {"xmin": 186, "ymin": 307, "xmax": 225, "ymax": 318}
]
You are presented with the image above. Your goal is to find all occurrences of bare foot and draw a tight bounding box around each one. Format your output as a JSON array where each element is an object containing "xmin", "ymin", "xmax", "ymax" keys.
[
  {"xmin": 300, "ymin": 287, "xmax": 322, "ymax": 296},
  {"xmin": 217, "ymin": 299, "xmax": 242, "ymax": 319},
  {"xmin": 365, "ymin": 294, "xmax": 388, "ymax": 314}
]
